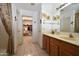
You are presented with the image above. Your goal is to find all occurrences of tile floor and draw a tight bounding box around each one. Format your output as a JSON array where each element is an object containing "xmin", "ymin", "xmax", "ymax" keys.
[{"xmin": 15, "ymin": 36, "xmax": 48, "ymax": 56}]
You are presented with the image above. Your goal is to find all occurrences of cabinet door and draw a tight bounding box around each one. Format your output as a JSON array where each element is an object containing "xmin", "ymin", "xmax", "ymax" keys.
[
  {"xmin": 59, "ymin": 40, "xmax": 79, "ymax": 56},
  {"xmin": 50, "ymin": 43, "xmax": 58, "ymax": 56},
  {"xmin": 60, "ymin": 47, "xmax": 72, "ymax": 56},
  {"xmin": 47, "ymin": 38, "xmax": 50, "ymax": 54},
  {"xmin": 43, "ymin": 35, "xmax": 50, "ymax": 54},
  {"xmin": 43, "ymin": 35, "xmax": 47, "ymax": 50}
]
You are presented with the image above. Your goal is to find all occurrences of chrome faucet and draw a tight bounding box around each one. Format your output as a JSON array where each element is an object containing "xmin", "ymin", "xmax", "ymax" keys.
[
  {"xmin": 69, "ymin": 33, "xmax": 73, "ymax": 38},
  {"xmin": 51, "ymin": 30, "xmax": 55, "ymax": 34}
]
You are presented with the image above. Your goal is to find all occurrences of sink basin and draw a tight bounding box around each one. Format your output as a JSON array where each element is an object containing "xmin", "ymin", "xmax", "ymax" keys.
[
  {"xmin": 60, "ymin": 37, "xmax": 73, "ymax": 39},
  {"xmin": 50, "ymin": 32, "xmax": 79, "ymax": 41},
  {"xmin": 60, "ymin": 36, "xmax": 79, "ymax": 40}
]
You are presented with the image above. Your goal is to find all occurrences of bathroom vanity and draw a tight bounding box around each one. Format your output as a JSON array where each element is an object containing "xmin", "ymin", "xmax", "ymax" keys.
[
  {"xmin": 42, "ymin": 3, "xmax": 79, "ymax": 56},
  {"xmin": 43, "ymin": 33, "xmax": 79, "ymax": 56}
]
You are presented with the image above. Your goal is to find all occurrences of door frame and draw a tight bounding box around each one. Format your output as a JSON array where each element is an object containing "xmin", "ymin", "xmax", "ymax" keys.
[
  {"xmin": 20, "ymin": 9, "xmax": 39, "ymax": 43},
  {"xmin": 22, "ymin": 16, "xmax": 33, "ymax": 37}
]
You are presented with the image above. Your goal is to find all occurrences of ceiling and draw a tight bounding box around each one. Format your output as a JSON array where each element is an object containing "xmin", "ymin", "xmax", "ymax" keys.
[
  {"xmin": 15, "ymin": 3, "xmax": 41, "ymax": 11},
  {"xmin": 62, "ymin": 3, "xmax": 79, "ymax": 12},
  {"xmin": 14, "ymin": 3, "xmax": 68, "ymax": 16}
]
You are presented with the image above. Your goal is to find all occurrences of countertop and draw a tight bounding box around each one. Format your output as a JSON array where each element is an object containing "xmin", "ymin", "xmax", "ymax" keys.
[{"xmin": 43, "ymin": 32, "xmax": 79, "ymax": 46}]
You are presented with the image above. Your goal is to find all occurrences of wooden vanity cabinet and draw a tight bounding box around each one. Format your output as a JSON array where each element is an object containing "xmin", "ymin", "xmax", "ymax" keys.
[
  {"xmin": 43, "ymin": 35, "xmax": 47, "ymax": 49},
  {"xmin": 50, "ymin": 37, "xmax": 79, "ymax": 56},
  {"xmin": 43, "ymin": 34, "xmax": 79, "ymax": 56},
  {"xmin": 49, "ymin": 37, "xmax": 59, "ymax": 56},
  {"xmin": 43, "ymin": 35, "xmax": 50, "ymax": 54},
  {"xmin": 59, "ymin": 40, "xmax": 79, "ymax": 56}
]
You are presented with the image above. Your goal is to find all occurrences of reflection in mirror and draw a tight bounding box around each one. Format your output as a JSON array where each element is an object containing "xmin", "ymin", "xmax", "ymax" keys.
[{"xmin": 60, "ymin": 3, "xmax": 79, "ymax": 33}]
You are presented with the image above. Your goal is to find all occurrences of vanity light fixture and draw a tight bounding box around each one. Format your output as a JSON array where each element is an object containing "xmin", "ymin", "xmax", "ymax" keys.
[
  {"xmin": 47, "ymin": 16, "xmax": 50, "ymax": 20},
  {"xmin": 56, "ymin": 3, "xmax": 67, "ymax": 10}
]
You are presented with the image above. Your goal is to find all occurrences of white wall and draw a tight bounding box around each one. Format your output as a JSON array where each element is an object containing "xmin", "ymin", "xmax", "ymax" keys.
[
  {"xmin": 11, "ymin": 4, "xmax": 23, "ymax": 54},
  {"xmin": 42, "ymin": 20, "xmax": 60, "ymax": 33},
  {"xmin": 42, "ymin": 3, "xmax": 61, "ymax": 33},
  {"xmin": 11, "ymin": 4, "xmax": 18, "ymax": 53},
  {"xmin": 16, "ymin": 9, "xmax": 23, "ymax": 45}
]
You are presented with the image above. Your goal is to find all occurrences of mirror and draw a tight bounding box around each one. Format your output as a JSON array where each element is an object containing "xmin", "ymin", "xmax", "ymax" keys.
[{"xmin": 60, "ymin": 3, "xmax": 79, "ymax": 33}]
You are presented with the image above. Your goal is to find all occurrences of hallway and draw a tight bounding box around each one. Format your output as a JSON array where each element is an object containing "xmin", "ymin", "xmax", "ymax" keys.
[{"xmin": 16, "ymin": 36, "xmax": 48, "ymax": 56}]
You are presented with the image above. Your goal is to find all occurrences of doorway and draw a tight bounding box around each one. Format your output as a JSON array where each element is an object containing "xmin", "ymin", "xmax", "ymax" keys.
[
  {"xmin": 22, "ymin": 16, "xmax": 33, "ymax": 44},
  {"xmin": 23, "ymin": 16, "xmax": 32, "ymax": 36}
]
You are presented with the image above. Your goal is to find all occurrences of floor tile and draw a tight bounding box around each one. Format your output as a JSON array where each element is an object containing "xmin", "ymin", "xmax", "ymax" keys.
[{"xmin": 16, "ymin": 36, "xmax": 48, "ymax": 56}]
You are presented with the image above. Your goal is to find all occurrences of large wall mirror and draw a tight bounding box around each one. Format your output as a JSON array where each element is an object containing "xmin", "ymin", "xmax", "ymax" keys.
[{"xmin": 60, "ymin": 3, "xmax": 79, "ymax": 33}]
